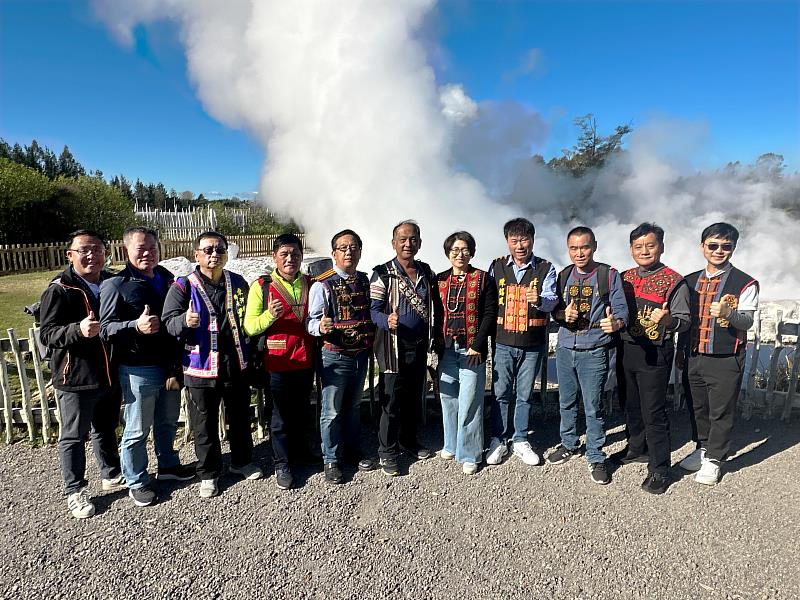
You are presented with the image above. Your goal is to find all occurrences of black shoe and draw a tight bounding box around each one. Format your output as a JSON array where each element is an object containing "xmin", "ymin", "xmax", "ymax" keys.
[
  {"xmin": 324, "ymin": 462, "xmax": 343, "ymax": 484},
  {"xmin": 128, "ymin": 485, "xmax": 156, "ymax": 507},
  {"xmin": 156, "ymin": 464, "xmax": 196, "ymax": 481},
  {"xmin": 613, "ymin": 447, "xmax": 649, "ymax": 465},
  {"xmin": 589, "ymin": 462, "xmax": 611, "ymax": 485},
  {"xmin": 641, "ymin": 472, "xmax": 669, "ymax": 495},
  {"xmin": 546, "ymin": 444, "xmax": 578, "ymax": 465},
  {"xmin": 357, "ymin": 457, "xmax": 378, "ymax": 472},
  {"xmin": 400, "ymin": 444, "xmax": 434, "ymax": 460},
  {"xmin": 275, "ymin": 467, "xmax": 293, "ymax": 490},
  {"xmin": 380, "ymin": 457, "xmax": 400, "ymax": 477}
]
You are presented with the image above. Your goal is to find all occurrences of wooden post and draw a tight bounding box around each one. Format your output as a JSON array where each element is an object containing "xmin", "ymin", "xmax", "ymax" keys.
[
  {"xmin": 218, "ymin": 402, "xmax": 227, "ymax": 442},
  {"xmin": 28, "ymin": 327, "xmax": 52, "ymax": 442},
  {"xmin": 765, "ymin": 310, "xmax": 784, "ymax": 416},
  {"xmin": 742, "ymin": 309, "xmax": 761, "ymax": 420},
  {"xmin": 7, "ymin": 329, "xmax": 36, "ymax": 441},
  {"xmin": 181, "ymin": 386, "xmax": 192, "ymax": 444},
  {"xmin": 255, "ymin": 388, "xmax": 266, "ymax": 440},
  {"xmin": 0, "ymin": 347, "xmax": 13, "ymax": 443}
]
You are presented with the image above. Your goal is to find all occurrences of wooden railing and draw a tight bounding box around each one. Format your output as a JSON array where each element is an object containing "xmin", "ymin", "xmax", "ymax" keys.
[{"xmin": 0, "ymin": 234, "xmax": 304, "ymax": 276}]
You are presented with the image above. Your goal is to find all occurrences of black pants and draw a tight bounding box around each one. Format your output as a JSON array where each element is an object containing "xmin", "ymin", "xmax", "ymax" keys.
[
  {"xmin": 378, "ymin": 338, "xmax": 428, "ymax": 460},
  {"xmin": 56, "ymin": 388, "xmax": 121, "ymax": 495},
  {"xmin": 187, "ymin": 382, "xmax": 254, "ymax": 479},
  {"xmin": 619, "ymin": 342, "xmax": 673, "ymax": 475},
  {"xmin": 686, "ymin": 353, "xmax": 744, "ymax": 461},
  {"xmin": 269, "ymin": 368, "xmax": 314, "ymax": 469}
]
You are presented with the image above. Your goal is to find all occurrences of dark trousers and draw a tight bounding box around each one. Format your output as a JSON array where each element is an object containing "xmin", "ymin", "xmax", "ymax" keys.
[
  {"xmin": 378, "ymin": 338, "xmax": 428, "ymax": 460},
  {"xmin": 56, "ymin": 388, "xmax": 121, "ymax": 495},
  {"xmin": 269, "ymin": 368, "xmax": 314, "ymax": 469},
  {"xmin": 686, "ymin": 353, "xmax": 744, "ymax": 461},
  {"xmin": 619, "ymin": 342, "xmax": 673, "ymax": 476},
  {"xmin": 187, "ymin": 382, "xmax": 254, "ymax": 479}
]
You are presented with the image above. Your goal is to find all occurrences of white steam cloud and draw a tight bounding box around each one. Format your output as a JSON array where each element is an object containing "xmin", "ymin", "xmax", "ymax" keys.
[{"xmin": 93, "ymin": 0, "xmax": 799, "ymax": 298}]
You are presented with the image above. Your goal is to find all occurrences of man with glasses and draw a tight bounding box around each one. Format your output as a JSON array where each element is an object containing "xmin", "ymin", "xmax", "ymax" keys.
[
  {"xmin": 370, "ymin": 220, "xmax": 442, "ymax": 476},
  {"xmin": 39, "ymin": 230, "xmax": 122, "ymax": 518},
  {"xmin": 486, "ymin": 218, "xmax": 558, "ymax": 467},
  {"xmin": 678, "ymin": 223, "xmax": 758, "ymax": 486},
  {"xmin": 100, "ymin": 227, "xmax": 194, "ymax": 507},
  {"xmin": 163, "ymin": 231, "xmax": 262, "ymax": 498},
  {"xmin": 307, "ymin": 229, "xmax": 377, "ymax": 484}
]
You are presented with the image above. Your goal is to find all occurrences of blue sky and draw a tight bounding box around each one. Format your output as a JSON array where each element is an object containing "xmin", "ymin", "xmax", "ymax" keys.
[{"xmin": 1, "ymin": 0, "xmax": 797, "ymax": 198}]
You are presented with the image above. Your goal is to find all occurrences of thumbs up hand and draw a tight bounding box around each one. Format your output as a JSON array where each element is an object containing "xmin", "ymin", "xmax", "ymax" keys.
[
  {"xmin": 600, "ymin": 306, "xmax": 620, "ymax": 333},
  {"xmin": 387, "ymin": 309, "xmax": 399, "ymax": 330},
  {"xmin": 650, "ymin": 301, "xmax": 672, "ymax": 326},
  {"xmin": 525, "ymin": 281, "xmax": 539, "ymax": 305},
  {"xmin": 564, "ymin": 299, "xmax": 579, "ymax": 323},
  {"xmin": 185, "ymin": 297, "xmax": 201, "ymax": 328},
  {"xmin": 710, "ymin": 294, "xmax": 734, "ymax": 319},
  {"xmin": 136, "ymin": 304, "xmax": 160, "ymax": 334},
  {"xmin": 267, "ymin": 298, "xmax": 284, "ymax": 319},
  {"xmin": 79, "ymin": 310, "xmax": 100, "ymax": 338}
]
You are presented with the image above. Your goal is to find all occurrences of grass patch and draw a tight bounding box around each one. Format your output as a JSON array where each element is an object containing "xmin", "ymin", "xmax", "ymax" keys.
[{"xmin": 0, "ymin": 270, "xmax": 61, "ymax": 335}]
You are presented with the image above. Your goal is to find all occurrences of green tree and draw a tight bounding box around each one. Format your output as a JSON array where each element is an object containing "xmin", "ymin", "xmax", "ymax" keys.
[
  {"xmin": 57, "ymin": 145, "xmax": 85, "ymax": 178},
  {"xmin": 547, "ymin": 114, "xmax": 631, "ymax": 177},
  {"xmin": 50, "ymin": 175, "xmax": 135, "ymax": 240},
  {"xmin": 0, "ymin": 158, "xmax": 53, "ymax": 243}
]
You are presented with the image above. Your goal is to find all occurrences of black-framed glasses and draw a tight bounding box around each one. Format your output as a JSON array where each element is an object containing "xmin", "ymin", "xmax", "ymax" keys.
[
  {"xmin": 449, "ymin": 248, "xmax": 471, "ymax": 257},
  {"xmin": 335, "ymin": 244, "xmax": 360, "ymax": 253},
  {"xmin": 706, "ymin": 242, "xmax": 734, "ymax": 252},
  {"xmin": 69, "ymin": 246, "xmax": 105, "ymax": 256},
  {"xmin": 199, "ymin": 246, "xmax": 227, "ymax": 255}
]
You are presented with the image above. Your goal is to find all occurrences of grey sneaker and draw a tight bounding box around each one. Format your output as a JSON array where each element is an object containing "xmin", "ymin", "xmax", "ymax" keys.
[
  {"xmin": 128, "ymin": 485, "xmax": 156, "ymax": 507},
  {"xmin": 485, "ymin": 438, "xmax": 508, "ymax": 465},
  {"xmin": 589, "ymin": 462, "xmax": 611, "ymax": 485},
  {"xmin": 275, "ymin": 467, "xmax": 293, "ymax": 490},
  {"xmin": 680, "ymin": 448, "xmax": 705, "ymax": 472},
  {"xmin": 199, "ymin": 478, "xmax": 219, "ymax": 499},
  {"xmin": 546, "ymin": 444, "xmax": 578, "ymax": 465},
  {"xmin": 230, "ymin": 463, "xmax": 264, "ymax": 480},
  {"xmin": 67, "ymin": 489, "xmax": 95, "ymax": 519},
  {"xmin": 101, "ymin": 474, "xmax": 125, "ymax": 491}
]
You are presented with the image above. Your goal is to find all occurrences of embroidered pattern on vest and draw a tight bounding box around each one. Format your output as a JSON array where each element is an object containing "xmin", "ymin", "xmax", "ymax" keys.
[
  {"xmin": 387, "ymin": 261, "xmax": 429, "ymax": 324},
  {"xmin": 439, "ymin": 270, "xmax": 481, "ymax": 344},
  {"xmin": 623, "ymin": 268, "xmax": 682, "ymax": 341},
  {"xmin": 694, "ymin": 275, "xmax": 722, "ymax": 354},
  {"xmin": 323, "ymin": 272, "xmax": 374, "ymax": 351}
]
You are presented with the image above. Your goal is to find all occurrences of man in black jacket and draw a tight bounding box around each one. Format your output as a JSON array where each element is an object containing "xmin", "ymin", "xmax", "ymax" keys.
[
  {"xmin": 39, "ymin": 230, "xmax": 122, "ymax": 519},
  {"xmin": 100, "ymin": 227, "xmax": 194, "ymax": 508}
]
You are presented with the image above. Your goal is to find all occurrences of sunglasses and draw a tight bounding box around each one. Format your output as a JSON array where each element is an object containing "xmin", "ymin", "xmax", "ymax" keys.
[
  {"xmin": 199, "ymin": 246, "xmax": 227, "ymax": 255},
  {"xmin": 706, "ymin": 242, "xmax": 734, "ymax": 252}
]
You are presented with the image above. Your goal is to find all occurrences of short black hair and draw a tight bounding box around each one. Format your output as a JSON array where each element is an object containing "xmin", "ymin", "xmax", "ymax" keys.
[
  {"xmin": 273, "ymin": 233, "xmax": 303, "ymax": 253},
  {"xmin": 68, "ymin": 229, "xmax": 105, "ymax": 246},
  {"xmin": 443, "ymin": 231, "xmax": 476, "ymax": 257},
  {"xmin": 503, "ymin": 218, "xmax": 535, "ymax": 239},
  {"xmin": 567, "ymin": 226, "xmax": 595, "ymax": 243},
  {"xmin": 123, "ymin": 226, "xmax": 158, "ymax": 243},
  {"xmin": 629, "ymin": 222, "xmax": 665, "ymax": 245},
  {"xmin": 194, "ymin": 231, "xmax": 228, "ymax": 250},
  {"xmin": 392, "ymin": 220, "xmax": 421, "ymax": 239},
  {"xmin": 701, "ymin": 222, "xmax": 739, "ymax": 245},
  {"xmin": 330, "ymin": 229, "xmax": 363, "ymax": 251}
]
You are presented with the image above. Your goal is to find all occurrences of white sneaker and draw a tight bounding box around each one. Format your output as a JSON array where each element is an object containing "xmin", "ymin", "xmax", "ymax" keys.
[
  {"xmin": 230, "ymin": 463, "xmax": 264, "ymax": 480},
  {"xmin": 439, "ymin": 449, "xmax": 455, "ymax": 460},
  {"xmin": 512, "ymin": 441, "xmax": 541, "ymax": 466},
  {"xmin": 67, "ymin": 489, "xmax": 95, "ymax": 519},
  {"xmin": 485, "ymin": 438, "xmax": 508, "ymax": 465},
  {"xmin": 462, "ymin": 462, "xmax": 478, "ymax": 475},
  {"xmin": 679, "ymin": 448, "xmax": 705, "ymax": 472},
  {"xmin": 199, "ymin": 478, "xmax": 219, "ymax": 498},
  {"xmin": 695, "ymin": 458, "xmax": 721, "ymax": 486},
  {"xmin": 101, "ymin": 474, "xmax": 125, "ymax": 491}
]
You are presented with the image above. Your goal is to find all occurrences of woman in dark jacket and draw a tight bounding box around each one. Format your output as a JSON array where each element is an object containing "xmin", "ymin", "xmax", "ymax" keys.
[{"xmin": 435, "ymin": 231, "xmax": 497, "ymax": 474}]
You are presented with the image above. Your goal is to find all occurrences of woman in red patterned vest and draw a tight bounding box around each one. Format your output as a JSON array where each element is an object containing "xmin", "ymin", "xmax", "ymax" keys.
[{"xmin": 435, "ymin": 232, "xmax": 498, "ymax": 475}]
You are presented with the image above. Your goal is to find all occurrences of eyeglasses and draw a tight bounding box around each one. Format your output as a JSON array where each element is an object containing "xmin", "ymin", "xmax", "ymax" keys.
[
  {"xmin": 449, "ymin": 248, "xmax": 471, "ymax": 257},
  {"xmin": 335, "ymin": 245, "xmax": 360, "ymax": 253},
  {"xmin": 199, "ymin": 246, "xmax": 227, "ymax": 255},
  {"xmin": 706, "ymin": 242, "xmax": 734, "ymax": 252},
  {"xmin": 69, "ymin": 246, "xmax": 105, "ymax": 256}
]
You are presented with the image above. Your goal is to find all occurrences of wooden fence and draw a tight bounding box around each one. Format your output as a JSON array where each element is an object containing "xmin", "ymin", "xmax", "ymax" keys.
[{"xmin": 0, "ymin": 234, "xmax": 304, "ymax": 276}]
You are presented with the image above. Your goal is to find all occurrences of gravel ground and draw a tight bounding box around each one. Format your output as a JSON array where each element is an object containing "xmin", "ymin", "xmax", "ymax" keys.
[{"xmin": 1, "ymin": 407, "xmax": 798, "ymax": 600}]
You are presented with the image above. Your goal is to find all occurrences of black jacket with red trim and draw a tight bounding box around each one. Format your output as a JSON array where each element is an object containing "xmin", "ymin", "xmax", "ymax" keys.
[{"xmin": 39, "ymin": 266, "xmax": 114, "ymax": 391}]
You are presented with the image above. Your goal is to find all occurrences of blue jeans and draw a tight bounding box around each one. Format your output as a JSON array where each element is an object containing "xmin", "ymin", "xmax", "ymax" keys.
[
  {"xmin": 438, "ymin": 343, "xmax": 486, "ymax": 464},
  {"xmin": 490, "ymin": 343, "xmax": 545, "ymax": 443},
  {"xmin": 319, "ymin": 349, "xmax": 369, "ymax": 464},
  {"xmin": 118, "ymin": 365, "xmax": 181, "ymax": 489},
  {"xmin": 555, "ymin": 345, "xmax": 609, "ymax": 464}
]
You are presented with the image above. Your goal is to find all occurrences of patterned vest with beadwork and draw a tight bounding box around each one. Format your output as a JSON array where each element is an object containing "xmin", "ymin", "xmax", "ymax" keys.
[
  {"xmin": 182, "ymin": 271, "xmax": 249, "ymax": 379},
  {"xmin": 260, "ymin": 274, "xmax": 314, "ymax": 372},
  {"xmin": 493, "ymin": 256, "xmax": 551, "ymax": 347},
  {"xmin": 317, "ymin": 270, "xmax": 375, "ymax": 353},
  {"xmin": 685, "ymin": 267, "xmax": 757, "ymax": 355},
  {"xmin": 621, "ymin": 266, "xmax": 683, "ymax": 346},
  {"xmin": 438, "ymin": 268, "xmax": 485, "ymax": 350}
]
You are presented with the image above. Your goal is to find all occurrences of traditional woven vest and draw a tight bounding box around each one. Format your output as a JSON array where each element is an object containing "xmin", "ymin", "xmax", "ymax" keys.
[
  {"xmin": 260, "ymin": 274, "xmax": 314, "ymax": 372},
  {"xmin": 621, "ymin": 266, "xmax": 683, "ymax": 346},
  {"xmin": 685, "ymin": 266, "xmax": 757, "ymax": 355},
  {"xmin": 437, "ymin": 268, "xmax": 486, "ymax": 349},
  {"xmin": 182, "ymin": 271, "xmax": 249, "ymax": 378},
  {"xmin": 316, "ymin": 269, "xmax": 375, "ymax": 354},
  {"xmin": 493, "ymin": 256, "xmax": 551, "ymax": 347}
]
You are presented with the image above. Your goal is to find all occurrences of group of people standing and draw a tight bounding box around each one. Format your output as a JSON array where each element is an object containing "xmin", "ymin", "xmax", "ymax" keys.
[{"xmin": 39, "ymin": 217, "xmax": 757, "ymax": 519}]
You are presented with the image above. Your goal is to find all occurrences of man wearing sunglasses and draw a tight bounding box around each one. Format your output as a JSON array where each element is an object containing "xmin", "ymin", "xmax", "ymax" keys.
[
  {"xmin": 163, "ymin": 231, "xmax": 261, "ymax": 499},
  {"xmin": 678, "ymin": 223, "xmax": 759, "ymax": 486}
]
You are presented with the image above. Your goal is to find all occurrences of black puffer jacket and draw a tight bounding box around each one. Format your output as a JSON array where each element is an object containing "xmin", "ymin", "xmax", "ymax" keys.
[{"xmin": 39, "ymin": 266, "xmax": 113, "ymax": 391}]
